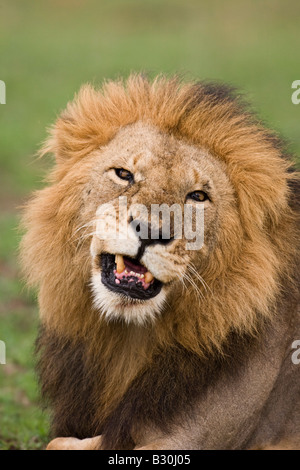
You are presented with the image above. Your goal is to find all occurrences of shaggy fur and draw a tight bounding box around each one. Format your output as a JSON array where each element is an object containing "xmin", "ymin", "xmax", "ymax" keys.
[{"xmin": 20, "ymin": 74, "xmax": 299, "ymax": 450}]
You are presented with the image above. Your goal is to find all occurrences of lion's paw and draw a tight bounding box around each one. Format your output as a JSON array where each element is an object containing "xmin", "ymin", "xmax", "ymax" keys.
[{"xmin": 46, "ymin": 436, "xmax": 102, "ymax": 450}]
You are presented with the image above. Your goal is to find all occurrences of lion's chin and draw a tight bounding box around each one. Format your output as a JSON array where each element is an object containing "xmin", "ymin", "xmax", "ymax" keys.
[{"xmin": 91, "ymin": 271, "xmax": 167, "ymax": 325}]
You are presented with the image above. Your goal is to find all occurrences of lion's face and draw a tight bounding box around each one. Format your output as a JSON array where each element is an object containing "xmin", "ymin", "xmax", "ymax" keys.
[{"xmin": 83, "ymin": 122, "xmax": 234, "ymax": 324}]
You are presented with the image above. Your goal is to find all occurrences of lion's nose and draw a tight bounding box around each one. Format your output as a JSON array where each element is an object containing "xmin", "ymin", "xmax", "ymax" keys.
[{"xmin": 129, "ymin": 217, "xmax": 174, "ymax": 256}]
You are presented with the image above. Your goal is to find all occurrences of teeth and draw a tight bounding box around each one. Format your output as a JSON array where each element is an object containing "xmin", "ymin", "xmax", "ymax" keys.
[
  {"xmin": 115, "ymin": 254, "xmax": 125, "ymax": 274},
  {"xmin": 145, "ymin": 271, "xmax": 154, "ymax": 283},
  {"xmin": 114, "ymin": 254, "xmax": 154, "ymax": 284}
]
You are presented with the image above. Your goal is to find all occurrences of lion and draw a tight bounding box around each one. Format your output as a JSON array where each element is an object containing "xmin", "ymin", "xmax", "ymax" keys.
[{"xmin": 20, "ymin": 74, "xmax": 300, "ymax": 450}]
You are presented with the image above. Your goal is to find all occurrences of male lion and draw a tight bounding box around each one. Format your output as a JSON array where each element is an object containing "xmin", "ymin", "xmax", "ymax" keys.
[{"xmin": 21, "ymin": 74, "xmax": 299, "ymax": 450}]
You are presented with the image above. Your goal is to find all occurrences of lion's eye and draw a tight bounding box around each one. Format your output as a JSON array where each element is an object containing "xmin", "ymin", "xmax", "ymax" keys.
[
  {"xmin": 114, "ymin": 168, "xmax": 134, "ymax": 183},
  {"xmin": 187, "ymin": 191, "xmax": 209, "ymax": 202}
]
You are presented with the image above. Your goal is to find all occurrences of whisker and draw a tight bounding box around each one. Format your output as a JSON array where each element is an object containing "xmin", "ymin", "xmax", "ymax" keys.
[
  {"xmin": 73, "ymin": 220, "xmax": 95, "ymax": 235},
  {"xmin": 183, "ymin": 271, "xmax": 204, "ymax": 306},
  {"xmin": 60, "ymin": 219, "xmax": 97, "ymax": 250},
  {"xmin": 74, "ymin": 230, "xmax": 97, "ymax": 254},
  {"xmin": 175, "ymin": 272, "xmax": 188, "ymax": 296},
  {"xmin": 187, "ymin": 263, "xmax": 214, "ymax": 298},
  {"xmin": 187, "ymin": 272, "xmax": 205, "ymax": 300}
]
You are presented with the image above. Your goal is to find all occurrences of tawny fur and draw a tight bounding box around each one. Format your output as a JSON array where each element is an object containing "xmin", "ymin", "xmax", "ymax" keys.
[{"xmin": 20, "ymin": 74, "xmax": 299, "ymax": 450}]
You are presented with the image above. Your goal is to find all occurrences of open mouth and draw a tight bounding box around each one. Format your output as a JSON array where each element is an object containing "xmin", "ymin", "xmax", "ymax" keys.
[{"xmin": 100, "ymin": 253, "xmax": 163, "ymax": 300}]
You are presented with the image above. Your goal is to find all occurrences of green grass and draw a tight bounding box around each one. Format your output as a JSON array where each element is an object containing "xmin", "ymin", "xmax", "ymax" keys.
[
  {"xmin": 0, "ymin": 213, "xmax": 49, "ymax": 449},
  {"xmin": 0, "ymin": 0, "xmax": 299, "ymax": 450}
]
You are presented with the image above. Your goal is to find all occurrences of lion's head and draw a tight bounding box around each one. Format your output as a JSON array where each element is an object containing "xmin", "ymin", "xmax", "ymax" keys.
[{"xmin": 21, "ymin": 75, "xmax": 296, "ymax": 353}]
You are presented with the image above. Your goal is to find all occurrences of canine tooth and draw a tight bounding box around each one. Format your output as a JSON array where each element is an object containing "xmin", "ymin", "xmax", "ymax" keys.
[
  {"xmin": 115, "ymin": 254, "xmax": 125, "ymax": 274},
  {"xmin": 145, "ymin": 271, "xmax": 154, "ymax": 283},
  {"xmin": 140, "ymin": 274, "xmax": 144, "ymax": 278}
]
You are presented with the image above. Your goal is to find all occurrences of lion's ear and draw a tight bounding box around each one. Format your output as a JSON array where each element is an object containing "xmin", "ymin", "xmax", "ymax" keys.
[{"xmin": 39, "ymin": 84, "xmax": 118, "ymax": 169}]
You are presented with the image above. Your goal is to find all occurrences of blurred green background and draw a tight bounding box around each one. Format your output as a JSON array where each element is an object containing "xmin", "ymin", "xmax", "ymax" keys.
[{"xmin": 0, "ymin": 0, "xmax": 299, "ymax": 449}]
